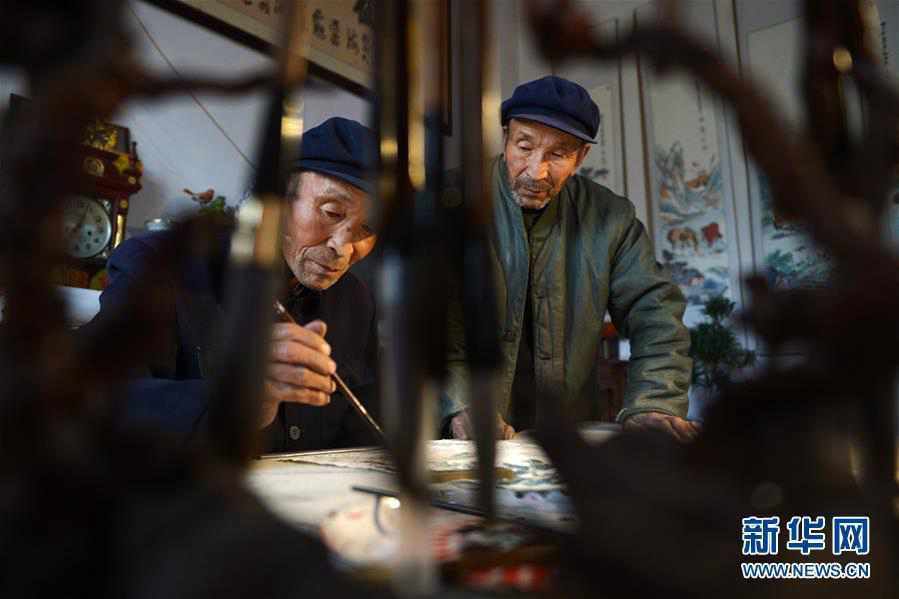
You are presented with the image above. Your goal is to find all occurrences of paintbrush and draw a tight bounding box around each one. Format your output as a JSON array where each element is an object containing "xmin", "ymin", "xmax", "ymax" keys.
[{"xmin": 273, "ymin": 300, "xmax": 385, "ymax": 441}]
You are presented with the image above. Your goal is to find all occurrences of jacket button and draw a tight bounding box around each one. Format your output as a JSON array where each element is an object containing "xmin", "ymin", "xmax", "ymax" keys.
[
  {"xmin": 503, "ymin": 330, "xmax": 515, "ymax": 342},
  {"xmin": 289, "ymin": 425, "xmax": 302, "ymax": 440}
]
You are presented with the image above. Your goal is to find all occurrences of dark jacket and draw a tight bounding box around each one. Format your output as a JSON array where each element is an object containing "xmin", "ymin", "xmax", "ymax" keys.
[
  {"xmin": 84, "ymin": 231, "xmax": 380, "ymax": 453},
  {"xmin": 441, "ymin": 158, "xmax": 691, "ymax": 423}
]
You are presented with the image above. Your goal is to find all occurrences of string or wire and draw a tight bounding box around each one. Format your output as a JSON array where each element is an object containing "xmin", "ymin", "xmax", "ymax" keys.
[{"xmin": 127, "ymin": 1, "xmax": 256, "ymax": 169}]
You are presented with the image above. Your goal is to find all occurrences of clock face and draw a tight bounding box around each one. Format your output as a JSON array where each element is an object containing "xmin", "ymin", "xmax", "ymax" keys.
[{"xmin": 63, "ymin": 196, "xmax": 112, "ymax": 259}]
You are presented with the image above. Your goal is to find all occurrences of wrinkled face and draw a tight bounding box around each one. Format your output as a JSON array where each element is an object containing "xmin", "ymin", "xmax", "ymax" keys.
[
  {"xmin": 282, "ymin": 171, "xmax": 376, "ymax": 290},
  {"xmin": 503, "ymin": 118, "xmax": 590, "ymax": 210}
]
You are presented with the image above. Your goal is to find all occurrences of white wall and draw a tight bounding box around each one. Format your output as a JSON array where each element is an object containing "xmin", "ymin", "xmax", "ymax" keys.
[{"xmin": 0, "ymin": 0, "xmax": 370, "ymax": 235}]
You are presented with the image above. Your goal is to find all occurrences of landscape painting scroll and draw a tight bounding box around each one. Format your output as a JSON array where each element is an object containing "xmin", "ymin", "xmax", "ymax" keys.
[
  {"xmin": 744, "ymin": 3, "xmax": 898, "ymax": 288},
  {"xmin": 637, "ymin": 3, "xmax": 741, "ymax": 325},
  {"xmin": 746, "ymin": 15, "xmax": 832, "ymax": 289},
  {"xmin": 577, "ymin": 83, "xmax": 621, "ymax": 194},
  {"xmin": 556, "ymin": 18, "xmax": 625, "ymax": 196}
]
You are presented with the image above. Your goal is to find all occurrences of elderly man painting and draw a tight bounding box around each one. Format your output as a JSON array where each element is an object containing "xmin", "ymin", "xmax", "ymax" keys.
[
  {"xmin": 442, "ymin": 76, "xmax": 696, "ymax": 442},
  {"xmin": 85, "ymin": 117, "xmax": 380, "ymax": 452}
]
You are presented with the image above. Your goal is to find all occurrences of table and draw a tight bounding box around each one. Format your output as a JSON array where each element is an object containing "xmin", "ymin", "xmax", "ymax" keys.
[{"xmin": 246, "ymin": 424, "xmax": 622, "ymax": 534}]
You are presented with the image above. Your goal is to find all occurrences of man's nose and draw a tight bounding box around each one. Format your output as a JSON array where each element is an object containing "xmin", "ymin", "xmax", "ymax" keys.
[
  {"xmin": 525, "ymin": 152, "xmax": 549, "ymax": 180},
  {"xmin": 327, "ymin": 225, "xmax": 355, "ymax": 257}
]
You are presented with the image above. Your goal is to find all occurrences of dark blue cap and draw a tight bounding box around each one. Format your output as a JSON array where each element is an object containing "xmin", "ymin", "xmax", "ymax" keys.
[
  {"xmin": 294, "ymin": 117, "xmax": 375, "ymax": 192},
  {"xmin": 501, "ymin": 76, "xmax": 599, "ymax": 143}
]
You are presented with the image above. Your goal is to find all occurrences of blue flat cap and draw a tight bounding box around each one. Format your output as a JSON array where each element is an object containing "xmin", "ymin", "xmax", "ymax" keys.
[
  {"xmin": 294, "ymin": 117, "xmax": 375, "ymax": 192},
  {"xmin": 501, "ymin": 76, "xmax": 599, "ymax": 143}
]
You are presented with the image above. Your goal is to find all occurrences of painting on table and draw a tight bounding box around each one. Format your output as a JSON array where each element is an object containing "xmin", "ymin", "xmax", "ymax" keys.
[
  {"xmin": 280, "ymin": 440, "xmax": 576, "ymax": 530},
  {"xmin": 281, "ymin": 440, "xmax": 565, "ymax": 493}
]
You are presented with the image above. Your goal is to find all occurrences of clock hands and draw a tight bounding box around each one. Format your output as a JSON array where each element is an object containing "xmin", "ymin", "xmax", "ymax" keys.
[
  {"xmin": 64, "ymin": 200, "xmax": 88, "ymax": 235},
  {"xmin": 75, "ymin": 204, "xmax": 90, "ymax": 233}
]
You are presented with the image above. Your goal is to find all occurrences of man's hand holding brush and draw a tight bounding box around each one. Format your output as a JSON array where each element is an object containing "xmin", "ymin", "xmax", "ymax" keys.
[{"xmin": 260, "ymin": 319, "xmax": 337, "ymax": 428}]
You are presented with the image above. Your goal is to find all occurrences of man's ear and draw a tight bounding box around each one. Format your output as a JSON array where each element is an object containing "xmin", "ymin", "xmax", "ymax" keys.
[{"xmin": 574, "ymin": 144, "xmax": 591, "ymax": 169}]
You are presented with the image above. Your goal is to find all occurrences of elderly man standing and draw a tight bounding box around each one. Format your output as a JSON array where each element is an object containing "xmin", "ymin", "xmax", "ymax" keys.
[
  {"xmin": 442, "ymin": 76, "xmax": 695, "ymax": 442},
  {"xmin": 85, "ymin": 117, "xmax": 380, "ymax": 452}
]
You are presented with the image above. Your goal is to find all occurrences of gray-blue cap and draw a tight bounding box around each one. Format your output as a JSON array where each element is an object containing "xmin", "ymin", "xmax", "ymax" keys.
[
  {"xmin": 500, "ymin": 76, "xmax": 600, "ymax": 144},
  {"xmin": 294, "ymin": 117, "xmax": 375, "ymax": 193}
]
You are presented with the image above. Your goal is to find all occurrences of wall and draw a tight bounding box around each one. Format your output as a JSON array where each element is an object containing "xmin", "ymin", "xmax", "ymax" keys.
[{"xmin": 0, "ymin": 0, "xmax": 370, "ymax": 235}]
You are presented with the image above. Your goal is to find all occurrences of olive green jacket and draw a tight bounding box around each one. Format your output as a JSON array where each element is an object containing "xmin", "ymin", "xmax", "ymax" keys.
[{"xmin": 440, "ymin": 157, "xmax": 691, "ymax": 424}]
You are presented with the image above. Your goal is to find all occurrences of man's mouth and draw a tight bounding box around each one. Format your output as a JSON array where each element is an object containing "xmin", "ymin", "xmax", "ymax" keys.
[
  {"xmin": 518, "ymin": 184, "xmax": 550, "ymax": 196},
  {"xmin": 310, "ymin": 260, "xmax": 343, "ymax": 274}
]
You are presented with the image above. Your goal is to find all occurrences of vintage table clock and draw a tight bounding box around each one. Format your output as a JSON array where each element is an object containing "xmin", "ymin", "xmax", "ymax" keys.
[{"xmin": 58, "ymin": 120, "xmax": 143, "ymax": 289}]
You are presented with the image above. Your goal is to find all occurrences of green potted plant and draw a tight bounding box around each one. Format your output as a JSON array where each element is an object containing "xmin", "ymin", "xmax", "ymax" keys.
[{"xmin": 690, "ymin": 296, "xmax": 756, "ymax": 395}]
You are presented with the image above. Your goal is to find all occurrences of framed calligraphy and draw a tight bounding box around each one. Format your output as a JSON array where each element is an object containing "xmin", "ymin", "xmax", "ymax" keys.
[
  {"xmin": 146, "ymin": 0, "xmax": 453, "ymax": 132},
  {"xmin": 144, "ymin": 0, "xmax": 371, "ymax": 95}
]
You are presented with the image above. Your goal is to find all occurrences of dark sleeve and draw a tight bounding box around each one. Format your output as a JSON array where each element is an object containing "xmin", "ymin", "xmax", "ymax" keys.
[
  {"xmin": 605, "ymin": 205, "xmax": 692, "ymax": 420},
  {"xmin": 335, "ymin": 289, "xmax": 382, "ymax": 447},
  {"xmin": 81, "ymin": 235, "xmax": 209, "ymax": 436}
]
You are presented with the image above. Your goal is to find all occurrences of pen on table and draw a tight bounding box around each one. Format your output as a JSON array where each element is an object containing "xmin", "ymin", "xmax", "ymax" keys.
[{"xmin": 273, "ymin": 300, "xmax": 385, "ymax": 441}]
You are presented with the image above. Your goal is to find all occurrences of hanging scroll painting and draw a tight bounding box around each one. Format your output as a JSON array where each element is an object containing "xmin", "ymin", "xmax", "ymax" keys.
[
  {"xmin": 743, "ymin": 2, "xmax": 898, "ymax": 287},
  {"xmin": 645, "ymin": 80, "xmax": 731, "ymax": 315},
  {"xmin": 637, "ymin": 4, "xmax": 741, "ymax": 325},
  {"xmin": 745, "ymin": 15, "xmax": 832, "ymax": 289},
  {"xmin": 556, "ymin": 18, "xmax": 625, "ymax": 196},
  {"xmin": 578, "ymin": 83, "xmax": 621, "ymax": 194}
]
